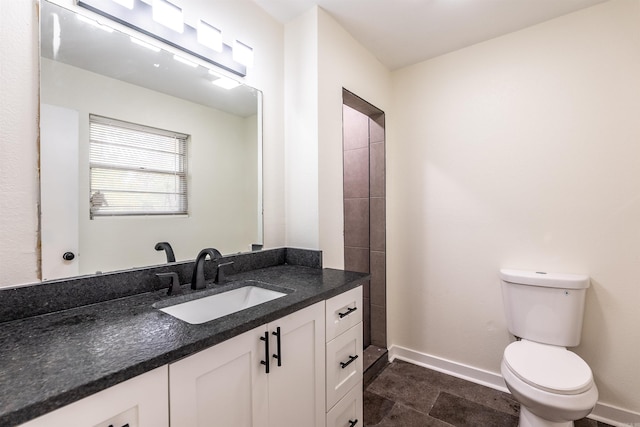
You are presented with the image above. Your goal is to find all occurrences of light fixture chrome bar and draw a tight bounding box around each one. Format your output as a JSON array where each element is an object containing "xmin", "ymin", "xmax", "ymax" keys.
[{"xmin": 77, "ymin": 0, "xmax": 247, "ymax": 77}]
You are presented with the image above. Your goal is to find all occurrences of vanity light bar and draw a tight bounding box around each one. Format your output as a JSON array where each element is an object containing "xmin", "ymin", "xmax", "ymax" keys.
[{"xmin": 78, "ymin": 0, "xmax": 247, "ymax": 76}]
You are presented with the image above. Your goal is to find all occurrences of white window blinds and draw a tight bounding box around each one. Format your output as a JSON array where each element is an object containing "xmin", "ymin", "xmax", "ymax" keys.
[{"xmin": 89, "ymin": 114, "xmax": 188, "ymax": 218}]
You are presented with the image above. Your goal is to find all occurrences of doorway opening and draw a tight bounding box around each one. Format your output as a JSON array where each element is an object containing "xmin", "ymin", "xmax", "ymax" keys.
[{"xmin": 342, "ymin": 88, "xmax": 387, "ymax": 383}]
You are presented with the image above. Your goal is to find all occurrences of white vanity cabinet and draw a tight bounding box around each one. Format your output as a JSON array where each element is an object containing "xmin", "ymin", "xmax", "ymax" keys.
[
  {"xmin": 169, "ymin": 301, "xmax": 325, "ymax": 427},
  {"xmin": 14, "ymin": 286, "xmax": 363, "ymax": 427},
  {"xmin": 18, "ymin": 366, "xmax": 169, "ymax": 427},
  {"xmin": 325, "ymin": 286, "xmax": 364, "ymax": 427}
]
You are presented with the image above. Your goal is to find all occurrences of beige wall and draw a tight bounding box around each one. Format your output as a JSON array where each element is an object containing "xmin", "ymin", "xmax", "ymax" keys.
[
  {"xmin": 0, "ymin": 1, "xmax": 40, "ymax": 286},
  {"xmin": 183, "ymin": 0, "xmax": 286, "ymax": 253},
  {"xmin": 283, "ymin": 7, "xmax": 391, "ymax": 263},
  {"xmin": 3, "ymin": 0, "xmax": 639, "ymax": 420},
  {"xmin": 388, "ymin": 0, "xmax": 640, "ymax": 416},
  {"xmin": 0, "ymin": 0, "xmax": 284, "ymax": 287},
  {"xmin": 284, "ymin": 8, "xmax": 320, "ymax": 249},
  {"xmin": 316, "ymin": 7, "xmax": 390, "ymax": 269}
]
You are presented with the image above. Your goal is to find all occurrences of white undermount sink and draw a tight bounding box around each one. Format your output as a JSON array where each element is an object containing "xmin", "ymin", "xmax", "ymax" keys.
[{"xmin": 158, "ymin": 285, "xmax": 287, "ymax": 324}]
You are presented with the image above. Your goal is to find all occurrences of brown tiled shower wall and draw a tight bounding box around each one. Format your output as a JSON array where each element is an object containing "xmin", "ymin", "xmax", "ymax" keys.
[{"xmin": 343, "ymin": 104, "xmax": 386, "ymax": 348}]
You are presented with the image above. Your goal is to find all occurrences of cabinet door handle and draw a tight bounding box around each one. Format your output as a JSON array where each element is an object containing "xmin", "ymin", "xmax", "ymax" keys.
[
  {"xmin": 340, "ymin": 354, "xmax": 359, "ymax": 369},
  {"xmin": 260, "ymin": 331, "xmax": 270, "ymax": 374},
  {"xmin": 272, "ymin": 326, "xmax": 282, "ymax": 367},
  {"xmin": 338, "ymin": 306, "xmax": 357, "ymax": 318},
  {"xmin": 348, "ymin": 419, "xmax": 358, "ymax": 427}
]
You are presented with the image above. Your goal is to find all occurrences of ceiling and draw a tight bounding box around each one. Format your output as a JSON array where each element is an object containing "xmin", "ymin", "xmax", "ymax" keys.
[{"xmin": 252, "ymin": 0, "xmax": 609, "ymax": 70}]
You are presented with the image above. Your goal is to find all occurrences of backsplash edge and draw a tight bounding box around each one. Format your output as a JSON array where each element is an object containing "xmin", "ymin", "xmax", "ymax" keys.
[{"xmin": 0, "ymin": 247, "xmax": 322, "ymax": 323}]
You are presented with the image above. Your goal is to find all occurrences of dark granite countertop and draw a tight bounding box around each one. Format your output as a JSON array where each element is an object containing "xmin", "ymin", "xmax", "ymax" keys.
[{"xmin": 0, "ymin": 264, "xmax": 367, "ymax": 426}]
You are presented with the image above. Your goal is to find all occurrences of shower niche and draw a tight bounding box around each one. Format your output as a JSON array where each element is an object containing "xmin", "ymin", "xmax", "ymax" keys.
[{"xmin": 342, "ymin": 89, "xmax": 387, "ymax": 382}]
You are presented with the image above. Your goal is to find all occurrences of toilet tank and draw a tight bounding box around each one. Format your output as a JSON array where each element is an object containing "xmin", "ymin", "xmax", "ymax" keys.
[{"xmin": 499, "ymin": 269, "xmax": 590, "ymax": 347}]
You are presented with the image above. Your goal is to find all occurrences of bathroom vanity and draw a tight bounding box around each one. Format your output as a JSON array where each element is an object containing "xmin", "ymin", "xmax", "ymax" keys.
[{"xmin": 0, "ymin": 248, "xmax": 366, "ymax": 427}]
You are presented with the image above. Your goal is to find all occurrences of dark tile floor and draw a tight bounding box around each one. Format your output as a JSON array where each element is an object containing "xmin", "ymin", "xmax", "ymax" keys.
[{"xmin": 364, "ymin": 359, "xmax": 611, "ymax": 427}]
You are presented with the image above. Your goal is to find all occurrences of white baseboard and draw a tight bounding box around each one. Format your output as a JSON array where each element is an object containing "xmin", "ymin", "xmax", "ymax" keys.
[
  {"xmin": 388, "ymin": 344, "xmax": 509, "ymax": 393},
  {"xmin": 589, "ymin": 403, "xmax": 640, "ymax": 427},
  {"xmin": 387, "ymin": 344, "xmax": 640, "ymax": 427}
]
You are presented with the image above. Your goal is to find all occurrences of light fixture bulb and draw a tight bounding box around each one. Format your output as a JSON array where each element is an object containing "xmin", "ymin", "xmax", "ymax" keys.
[
  {"xmin": 212, "ymin": 76, "xmax": 241, "ymax": 90},
  {"xmin": 233, "ymin": 40, "xmax": 253, "ymax": 67},
  {"xmin": 112, "ymin": 0, "xmax": 134, "ymax": 9},
  {"xmin": 152, "ymin": 0, "xmax": 184, "ymax": 33},
  {"xmin": 197, "ymin": 20, "xmax": 223, "ymax": 52}
]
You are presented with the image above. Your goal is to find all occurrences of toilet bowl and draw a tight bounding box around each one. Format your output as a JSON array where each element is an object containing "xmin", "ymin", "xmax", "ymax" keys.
[
  {"xmin": 501, "ymin": 340, "xmax": 598, "ymax": 427},
  {"xmin": 499, "ymin": 269, "xmax": 598, "ymax": 427}
]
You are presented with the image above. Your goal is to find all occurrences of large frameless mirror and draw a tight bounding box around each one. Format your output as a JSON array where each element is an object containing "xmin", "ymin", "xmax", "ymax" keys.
[{"xmin": 39, "ymin": 0, "xmax": 263, "ymax": 280}]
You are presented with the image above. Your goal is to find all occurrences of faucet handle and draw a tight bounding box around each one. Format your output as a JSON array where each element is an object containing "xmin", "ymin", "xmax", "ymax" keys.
[
  {"xmin": 156, "ymin": 272, "xmax": 182, "ymax": 296},
  {"xmin": 215, "ymin": 261, "xmax": 235, "ymax": 284}
]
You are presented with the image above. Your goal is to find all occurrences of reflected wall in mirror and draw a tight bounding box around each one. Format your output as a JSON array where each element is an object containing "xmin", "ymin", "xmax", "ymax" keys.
[{"xmin": 40, "ymin": 0, "xmax": 263, "ymax": 280}]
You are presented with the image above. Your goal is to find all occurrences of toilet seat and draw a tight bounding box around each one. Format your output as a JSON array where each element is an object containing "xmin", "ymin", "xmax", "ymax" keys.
[{"xmin": 503, "ymin": 340, "xmax": 593, "ymax": 395}]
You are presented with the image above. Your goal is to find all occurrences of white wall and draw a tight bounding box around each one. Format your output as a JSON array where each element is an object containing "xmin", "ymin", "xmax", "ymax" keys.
[
  {"xmin": 388, "ymin": 0, "xmax": 640, "ymax": 417},
  {"xmin": 42, "ymin": 59, "xmax": 259, "ymax": 274},
  {"xmin": 0, "ymin": 1, "xmax": 40, "ymax": 286},
  {"xmin": 0, "ymin": 0, "xmax": 284, "ymax": 287}
]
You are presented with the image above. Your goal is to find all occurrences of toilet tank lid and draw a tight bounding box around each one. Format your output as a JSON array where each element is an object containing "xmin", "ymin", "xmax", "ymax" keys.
[{"xmin": 499, "ymin": 269, "xmax": 590, "ymax": 289}]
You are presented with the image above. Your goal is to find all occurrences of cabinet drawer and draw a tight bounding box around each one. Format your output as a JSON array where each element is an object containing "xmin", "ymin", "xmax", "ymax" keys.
[
  {"xmin": 326, "ymin": 323, "xmax": 363, "ymax": 410},
  {"xmin": 326, "ymin": 380, "xmax": 363, "ymax": 427},
  {"xmin": 326, "ymin": 286, "xmax": 362, "ymax": 342}
]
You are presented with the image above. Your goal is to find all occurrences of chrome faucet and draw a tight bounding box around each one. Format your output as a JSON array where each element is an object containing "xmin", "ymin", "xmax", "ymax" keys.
[{"xmin": 191, "ymin": 248, "xmax": 222, "ymax": 290}]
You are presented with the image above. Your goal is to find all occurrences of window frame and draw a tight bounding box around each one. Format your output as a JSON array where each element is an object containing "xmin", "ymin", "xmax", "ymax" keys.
[{"xmin": 88, "ymin": 114, "xmax": 189, "ymax": 219}]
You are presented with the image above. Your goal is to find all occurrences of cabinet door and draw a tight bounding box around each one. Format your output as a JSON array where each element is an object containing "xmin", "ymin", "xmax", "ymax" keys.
[
  {"xmin": 19, "ymin": 366, "xmax": 168, "ymax": 427},
  {"xmin": 169, "ymin": 325, "xmax": 269, "ymax": 427},
  {"xmin": 267, "ymin": 302, "xmax": 325, "ymax": 427}
]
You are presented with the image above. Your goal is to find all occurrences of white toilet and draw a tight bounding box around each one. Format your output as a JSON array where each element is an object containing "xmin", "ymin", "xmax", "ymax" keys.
[{"xmin": 499, "ymin": 269, "xmax": 598, "ymax": 427}]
